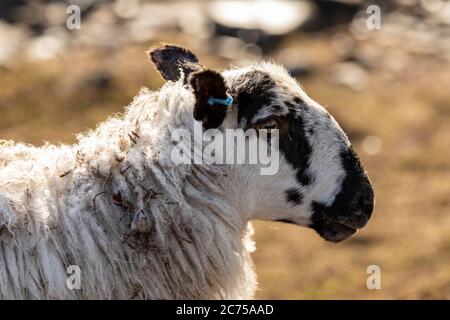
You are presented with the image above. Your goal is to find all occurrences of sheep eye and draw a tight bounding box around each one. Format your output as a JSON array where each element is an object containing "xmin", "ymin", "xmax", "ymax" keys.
[{"xmin": 255, "ymin": 119, "xmax": 279, "ymax": 130}]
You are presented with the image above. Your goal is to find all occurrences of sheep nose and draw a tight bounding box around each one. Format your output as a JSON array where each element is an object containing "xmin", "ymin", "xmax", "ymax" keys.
[
  {"xmin": 358, "ymin": 176, "xmax": 375, "ymax": 210},
  {"xmin": 311, "ymin": 175, "xmax": 375, "ymax": 231},
  {"xmin": 358, "ymin": 190, "xmax": 374, "ymax": 218},
  {"xmin": 351, "ymin": 180, "xmax": 374, "ymax": 228}
]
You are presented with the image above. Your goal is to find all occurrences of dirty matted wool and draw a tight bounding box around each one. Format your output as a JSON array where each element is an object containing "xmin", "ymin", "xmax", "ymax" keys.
[{"xmin": 0, "ymin": 81, "xmax": 257, "ymax": 299}]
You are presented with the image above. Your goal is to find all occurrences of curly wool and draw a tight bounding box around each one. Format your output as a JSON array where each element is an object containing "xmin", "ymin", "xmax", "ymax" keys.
[{"xmin": 0, "ymin": 81, "xmax": 257, "ymax": 299}]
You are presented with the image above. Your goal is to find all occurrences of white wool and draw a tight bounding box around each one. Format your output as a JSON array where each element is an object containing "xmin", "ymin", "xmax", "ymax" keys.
[{"xmin": 0, "ymin": 81, "xmax": 257, "ymax": 299}]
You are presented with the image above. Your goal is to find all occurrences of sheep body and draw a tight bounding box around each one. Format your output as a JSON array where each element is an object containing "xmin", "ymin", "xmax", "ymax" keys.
[{"xmin": 0, "ymin": 82, "xmax": 256, "ymax": 299}]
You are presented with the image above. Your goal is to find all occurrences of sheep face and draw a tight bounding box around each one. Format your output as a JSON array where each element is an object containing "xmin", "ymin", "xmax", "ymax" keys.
[
  {"xmin": 221, "ymin": 65, "xmax": 374, "ymax": 242},
  {"xmin": 150, "ymin": 45, "xmax": 374, "ymax": 243}
]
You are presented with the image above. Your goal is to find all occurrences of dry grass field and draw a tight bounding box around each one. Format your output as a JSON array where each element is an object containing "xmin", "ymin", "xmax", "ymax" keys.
[{"xmin": 0, "ymin": 40, "xmax": 449, "ymax": 299}]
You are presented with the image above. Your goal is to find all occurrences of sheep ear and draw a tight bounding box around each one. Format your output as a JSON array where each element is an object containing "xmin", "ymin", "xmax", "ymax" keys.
[
  {"xmin": 148, "ymin": 44, "xmax": 201, "ymax": 82},
  {"xmin": 189, "ymin": 69, "xmax": 229, "ymax": 129}
]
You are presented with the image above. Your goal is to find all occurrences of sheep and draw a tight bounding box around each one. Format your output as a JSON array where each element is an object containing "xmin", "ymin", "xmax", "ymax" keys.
[{"xmin": 0, "ymin": 45, "xmax": 374, "ymax": 299}]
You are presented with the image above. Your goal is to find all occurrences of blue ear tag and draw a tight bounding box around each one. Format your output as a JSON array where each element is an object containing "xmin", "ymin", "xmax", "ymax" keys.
[{"xmin": 207, "ymin": 93, "xmax": 234, "ymax": 111}]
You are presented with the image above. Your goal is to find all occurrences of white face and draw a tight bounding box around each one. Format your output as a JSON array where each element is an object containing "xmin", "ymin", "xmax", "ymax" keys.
[
  {"xmin": 149, "ymin": 45, "xmax": 374, "ymax": 242},
  {"xmin": 219, "ymin": 63, "xmax": 374, "ymax": 242}
]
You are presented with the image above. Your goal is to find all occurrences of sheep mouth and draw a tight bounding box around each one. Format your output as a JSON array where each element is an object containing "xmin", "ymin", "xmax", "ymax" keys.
[
  {"xmin": 310, "ymin": 210, "xmax": 361, "ymax": 243},
  {"xmin": 275, "ymin": 218, "xmax": 357, "ymax": 242},
  {"xmin": 311, "ymin": 220, "xmax": 358, "ymax": 243}
]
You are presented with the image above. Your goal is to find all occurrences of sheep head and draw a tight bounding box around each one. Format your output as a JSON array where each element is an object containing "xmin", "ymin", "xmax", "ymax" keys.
[{"xmin": 148, "ymin": 44, "xmax": 374, "ymax": 243}]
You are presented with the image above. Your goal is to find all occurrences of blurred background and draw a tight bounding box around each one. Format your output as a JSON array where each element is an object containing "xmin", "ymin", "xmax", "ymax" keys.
[{"xmin": 0, "ymin": 0, "xmax": 449, "ymax": 299}]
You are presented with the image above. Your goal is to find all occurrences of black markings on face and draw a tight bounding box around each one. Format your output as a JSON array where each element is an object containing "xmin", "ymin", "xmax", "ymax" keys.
[
  {"xmin": 272, "ymin": 104, "xmax": 282, "ymax": 112},
  {"xmin": 293, "ymin": 97, "xmax": 302, "ymax": 104},
  {"xmin": 285, "ymin": 188, "xmax": 303, "ymax": 205},
  {"xmin": 284, "ymin": 101, "xmax": 295, "ymax": 110},
  {"xmin": 333, "ymin": 147, "xmax": 374, "ymax": 217},
  {"xmin": 227, "ymin": 71, "xmax": 277, "ymax": 124},
  {"xmin": 279, "ymin": 113, "xmax": 313, "ymax": 186},
  {"xmin": 227, "ymin": 70, "xmax": 315, "ymax": 195}
]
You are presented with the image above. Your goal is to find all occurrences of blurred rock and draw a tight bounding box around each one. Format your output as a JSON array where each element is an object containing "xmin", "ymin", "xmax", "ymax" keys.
[
  {"xmin": 12, "ymin": 2, "xmax": 47, "ymax": 35},
  {"xmin": 240, "ymin": 43, "xmax": 263, "ymax": 60},
  {"xmin": 45, "ymin": 2, "xmax": 67, "ymax": 26},
  {"xmin": 349, "ymin": 12, "xmax": 373, "ymax": 41},
  {"xmin": 213, "ymin": 24, "xmax": 281, "ymax": 54},
  {"xmin": 214, "ymin": 36, "xmax": 246, "ymax": 60},
  {"xmin": 126, "ymin": 18, "xmax": 157, "ymax": 44},
  {"xmin": 77, "ymin": 4, "xmax": 121, "ymax": 48},
  {"xmin": 382, "ymin": 49, "xmax": 410, "ymax": 72},
  {"xmin": 420, "ymin": 0, "xmax": 445, "ymax": 13},
  {"xmin": 302, "ymin": 0, "xmax": 362, "ymax": 31},
  {"xmin": 26, "ymin": 32, "xmax": 65, "ymax": 61},
  {"xmin": 330, "ymin": 62, "xmax": 369, "ymax": 90},
  {"xmin": 209, "ymin": 0, "xmax": 315, "ymax": 53},
  {"xmin": 0, "ymin": 21, "xmax": 29, "ymax": 67},
  {"xmin": 136, "ymin": 2, "xmax": 184, "ymax": 31},
  {"xmin": 114, "ymin": 0, "xmax": 140, "ymax": 20},
  {"xmin": 344, "ymin": 46, "xmax": 381, "ymax": 70},
  {"xmin": 432, "ymin": 2, "xmax": 450, "ymax": 25},
  {"xmin": 362, "ymin": 135, "xmax": 383, "ymax": 155},
  {"xmin": 0, "ymin": 0, "xmax": 27, "ymax": 22},
  {"xmin": 237, "ymin": 29, "xmax": 261, "ymax": 43},
  {"xmin": 178, "ymin": 2, "xmax": 215, "ymax": 39},
  {"xmin": 83, "ymin": 70, "xmax": 113, "ymax": 90},
  {"xmin": 208, "ymin": 0, "xmax": 315, "ymax": 35},
  {"xmin": 331, "ymin": 32, "xmax": 356, "ymax": 58}
]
